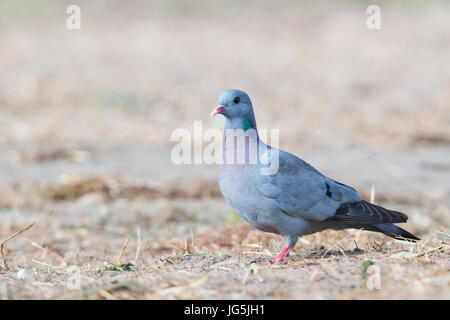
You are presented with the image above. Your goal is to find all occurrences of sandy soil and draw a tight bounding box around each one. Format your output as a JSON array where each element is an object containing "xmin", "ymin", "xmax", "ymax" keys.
[{"xmin": 0, "ymin": 0, "xmax": 449, "ymax": 299}]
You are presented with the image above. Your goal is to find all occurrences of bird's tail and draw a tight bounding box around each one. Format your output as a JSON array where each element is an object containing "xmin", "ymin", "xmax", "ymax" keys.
[
  {"xmin": 371, "ymin": 223, "xmax": 420, "ymax": 241},
  {"xmin": 329, "ymin": 200, "xmax": 420, "ymax": 241}
]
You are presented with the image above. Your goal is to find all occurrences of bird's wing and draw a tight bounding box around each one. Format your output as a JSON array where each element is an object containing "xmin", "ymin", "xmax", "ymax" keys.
[
  {"xmin": 257, "ymin": 148, "xmax": 361, "ymax": 222},
  {"xmin": 329, "ymin": 201, "xmax": 408, "ymax": 224}
]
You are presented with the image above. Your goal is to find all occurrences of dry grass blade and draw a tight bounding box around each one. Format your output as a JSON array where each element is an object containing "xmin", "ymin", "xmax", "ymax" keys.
[
  {"xmin": 159, "ymin": 275, "xmax": 208, "ymax": 296},
  {"xmin": 98, "ymin": 289, "xmax": 118, "ymax": 300},
  {"xmin": 25, "ymin": 238, "xmax": 64, "ymax": 259},
  {"xmin": 435, "ymin": 230, "xmax": 450, "ymax": 242},
  {"xmin": 133, "ymin": 228, "xmax": 141, "ymax": 264},
  {"xmin": 116, "ymin": 238, "xmax": 130, "ymax": 265},
  {"xmin": 321, "ymin": 233, "xmax": 353, "ymax": 259},
  {"xmin": 370, "ymin": 185, "xmax": 376, "ymax": 204},
  {"xmin": 32, "ymin": 259, "xmax": 99, "ymax": 284},
  {"xmin": 1, "ymin": 221, "xmax": 36, "ymax": 270}
]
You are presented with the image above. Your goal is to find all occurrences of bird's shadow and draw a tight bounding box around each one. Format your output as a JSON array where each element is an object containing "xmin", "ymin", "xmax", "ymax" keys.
[
  {"xmin": 249, "ymin": 248, "xmax": 365, "ymax": 264},
  {"xmin": 303, "ymin": 247, "xmax": 365, "ymax": 259}
]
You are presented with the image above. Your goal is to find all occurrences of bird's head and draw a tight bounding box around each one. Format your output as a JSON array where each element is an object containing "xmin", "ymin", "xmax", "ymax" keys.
[{"xmin": 211, "ymin": 89, "xmax": 253, "ymax": 120}]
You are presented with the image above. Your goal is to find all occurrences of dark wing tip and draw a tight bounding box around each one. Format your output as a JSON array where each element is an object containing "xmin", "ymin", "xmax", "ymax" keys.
[{"xmin": 330, "ymin": 200, "xmax": 409, "ymax": 224}]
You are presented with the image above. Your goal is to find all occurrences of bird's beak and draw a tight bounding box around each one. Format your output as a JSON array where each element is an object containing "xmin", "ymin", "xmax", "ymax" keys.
[{"xmin": 210, "ymin": 105, "xmax": 227, "ymax": 117}]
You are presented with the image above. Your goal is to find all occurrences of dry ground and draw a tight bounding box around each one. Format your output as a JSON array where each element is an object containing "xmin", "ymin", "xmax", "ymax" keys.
[
  {"xmin": 0, "ymin": 144, "xmax": 448, "ymax": 299},
  {"xmin": 0, "ymin": 0, "xmax": 449, "ymax": 299}
]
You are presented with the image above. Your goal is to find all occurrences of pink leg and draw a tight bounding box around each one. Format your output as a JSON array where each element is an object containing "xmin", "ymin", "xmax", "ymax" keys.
[{"xmin": 261, "ymin": 246, "xmax": 293, "ymax": 264}]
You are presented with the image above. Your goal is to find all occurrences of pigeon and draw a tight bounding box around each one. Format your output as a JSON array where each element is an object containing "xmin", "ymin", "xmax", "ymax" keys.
[{"xmin": 211, "ymin": 89, "xmax": 419, "ymax": 263}]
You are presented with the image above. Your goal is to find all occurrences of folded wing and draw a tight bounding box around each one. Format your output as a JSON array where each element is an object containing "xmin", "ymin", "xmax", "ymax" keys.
[{"xmin": 257, "ymin": 149, "xmax": 361, "ymax": 222}]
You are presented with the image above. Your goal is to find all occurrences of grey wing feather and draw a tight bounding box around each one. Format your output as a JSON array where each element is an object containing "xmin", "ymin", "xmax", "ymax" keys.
[{"xmin": 257, "ymin": 149, "xmax": 361, "ymax": 222}]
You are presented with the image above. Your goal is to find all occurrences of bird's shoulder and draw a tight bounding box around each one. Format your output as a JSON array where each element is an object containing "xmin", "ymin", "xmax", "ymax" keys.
[{"xmin": 259, "ymin": 148, "xmax": 323, "ymax": 183}]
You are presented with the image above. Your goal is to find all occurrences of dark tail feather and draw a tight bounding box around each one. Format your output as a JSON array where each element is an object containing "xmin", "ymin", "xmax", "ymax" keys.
[
  {"xmin": 329, "ymin": 200, "xmax": 420, "ymax": 241},
  {"xmin": 372, "ymin": 223, "xmax": 420, "ymax": 241}
]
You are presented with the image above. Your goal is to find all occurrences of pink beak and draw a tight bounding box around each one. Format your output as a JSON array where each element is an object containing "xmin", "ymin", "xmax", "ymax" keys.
[{"xmin": 210, "ymin": 105, "xmax": 227, "ymax": 117}]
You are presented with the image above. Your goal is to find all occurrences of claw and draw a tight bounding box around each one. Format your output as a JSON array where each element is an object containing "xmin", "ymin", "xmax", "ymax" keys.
[{"xmin": 260, "ymin": 246, "xmax": 292, "ymax": 265}]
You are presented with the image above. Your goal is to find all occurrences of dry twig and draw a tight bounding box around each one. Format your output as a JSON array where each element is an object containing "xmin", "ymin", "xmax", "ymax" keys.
[{"xmin": 1, "ymin": 221, "xmax": 35, "ymax": 270}]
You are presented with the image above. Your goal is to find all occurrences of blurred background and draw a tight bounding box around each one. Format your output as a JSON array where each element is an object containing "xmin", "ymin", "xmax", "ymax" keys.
[{"xmin": 0, "ymin": 0, "xmax": 449, "ymax": 299}]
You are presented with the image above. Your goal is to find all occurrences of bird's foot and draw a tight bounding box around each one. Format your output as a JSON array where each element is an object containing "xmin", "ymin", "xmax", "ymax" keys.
[{"xmin": 260, "ymin": 246, "xmax": 292, "ymax": 265}]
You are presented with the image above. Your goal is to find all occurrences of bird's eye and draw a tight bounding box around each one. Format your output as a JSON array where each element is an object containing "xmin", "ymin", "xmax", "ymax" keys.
[{"xmin": 233, "ymin": 97, "xmax": 240, "ymax": 104}]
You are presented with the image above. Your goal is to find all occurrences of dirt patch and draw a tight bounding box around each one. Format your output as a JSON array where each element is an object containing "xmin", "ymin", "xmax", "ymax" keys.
[{"xmin": 42, "ymin": 176, "xmax": 221, "ymax": 202}]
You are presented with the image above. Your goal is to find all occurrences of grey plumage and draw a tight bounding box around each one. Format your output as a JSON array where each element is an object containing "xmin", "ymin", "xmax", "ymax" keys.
[{"xmin": 212, "ymin": 89, "xmax": 419, "ymax": 263}]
